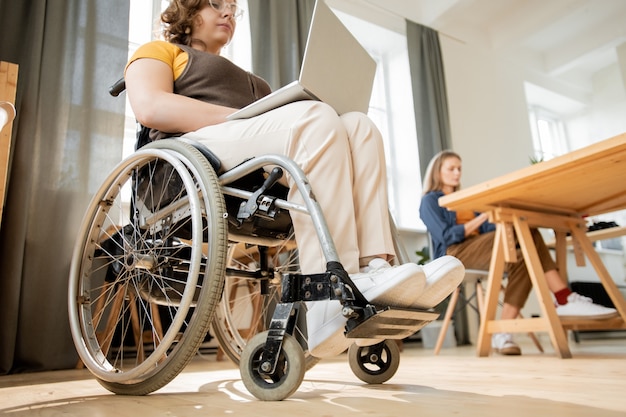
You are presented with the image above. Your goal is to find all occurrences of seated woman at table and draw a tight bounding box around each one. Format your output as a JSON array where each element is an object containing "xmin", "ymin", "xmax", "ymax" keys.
[{"xmin": 419, "ymin": 150, "xmax": 618, "ymax": 356}]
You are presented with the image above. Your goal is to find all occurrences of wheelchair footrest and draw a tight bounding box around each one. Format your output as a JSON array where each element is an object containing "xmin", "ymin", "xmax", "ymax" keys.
[{"xmin": 345, "ymin": 307, "xmax": 439, "ymax": 340}]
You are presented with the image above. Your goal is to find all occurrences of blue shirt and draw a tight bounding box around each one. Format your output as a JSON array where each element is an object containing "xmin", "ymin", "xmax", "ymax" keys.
[{"xmin": 419, "ymin": 190, "xmax": 495, "ymax": 259}]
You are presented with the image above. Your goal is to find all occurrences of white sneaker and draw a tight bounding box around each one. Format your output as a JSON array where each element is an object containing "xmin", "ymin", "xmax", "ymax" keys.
[
  {"xmin": 351, "ymin": 259, "xmax": 429, "ymax": 348},
  {"xmin": 411, "ymin": 256, "xmax": 465, "ymax": 309},
  {"xmin": 305, "ymin": 299, "xmax": 347, "ymax": 358},
  {"xmin": 351, "ymin": 259, "xmax": 426, "ymax": 307},
  {"xmin": 555, "ymin": 292, "xmax": 618, "ymax": 320},
  {"xmin": 306, "ymin": 261, "xmax": 426, "ymax": 358},
  {"xmin": 353, "ymin": 257, "xmax": 465, "ymax": 348},
  {"xmin": 491, "ymin": 332, "xmax": 521, "ymax": 355}
]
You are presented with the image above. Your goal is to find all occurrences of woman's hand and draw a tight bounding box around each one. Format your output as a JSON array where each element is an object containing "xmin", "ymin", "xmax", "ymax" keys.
[
  {"xmin": 476, "ymin": 212, "xmax": 489, "ymax": 224},
  {"xmin": 464, "ymin": 212, "xmax": 489, "ymax": 237}
]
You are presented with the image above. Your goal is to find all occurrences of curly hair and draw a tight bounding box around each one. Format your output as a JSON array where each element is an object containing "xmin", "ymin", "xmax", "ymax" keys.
[{"xmin": 161, "ymin": 0, "xmax": 208, "ymax": 45}]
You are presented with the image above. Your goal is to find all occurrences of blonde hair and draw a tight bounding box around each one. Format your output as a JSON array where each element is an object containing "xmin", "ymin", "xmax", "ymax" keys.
[{"xmin": 422, "ymin": 150, "xmax": 461, "ymax": 195}]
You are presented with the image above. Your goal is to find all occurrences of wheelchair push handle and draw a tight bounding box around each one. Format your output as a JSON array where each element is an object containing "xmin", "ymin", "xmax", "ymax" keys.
[{"xmin": 109, "ymin": 78, "xmax": 126, "ymax": 97}]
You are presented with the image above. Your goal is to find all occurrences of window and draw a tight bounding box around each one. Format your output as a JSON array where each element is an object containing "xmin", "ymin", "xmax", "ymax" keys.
[
  {"xmin": 528, "ymin": 106, "xmax": 569, "ymax": 162},
  {"xmin": 332, "ymin": 11, "xmax": 421, "ymax": 230},
  {"xmin": 524, "ymin": 82, "xmax": 576, "ymax": 162}
]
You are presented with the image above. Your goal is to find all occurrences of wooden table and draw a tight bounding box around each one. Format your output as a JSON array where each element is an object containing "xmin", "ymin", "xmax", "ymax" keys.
[
  {"xmin": 439, "ymin": 132, "xmax": 626, "ymax": 358},
  {"xmin": 546, "ymin": 225, "xmax": 626, "ymax": 248}
]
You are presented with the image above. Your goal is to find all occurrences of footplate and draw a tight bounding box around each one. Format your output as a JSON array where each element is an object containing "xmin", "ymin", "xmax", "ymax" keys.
[{"xmin": 345, "ymin": 307, "xmax": 439, "ymax": 340}]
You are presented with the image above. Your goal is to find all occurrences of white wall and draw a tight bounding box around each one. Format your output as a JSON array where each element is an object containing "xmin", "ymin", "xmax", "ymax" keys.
[
  {"xmin": 566, "ymin": 63, "xmax": 626, "ymax": 150},
  {"xmin": 440, "ymin": 37, "xmax": 542, "ymax": 188},
  {"xmin": 439, "ymin": 37, "xmax": 626, "ymax": 189}
]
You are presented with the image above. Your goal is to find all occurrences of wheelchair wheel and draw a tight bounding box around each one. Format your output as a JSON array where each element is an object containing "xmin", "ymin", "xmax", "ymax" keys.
[
  {"xmin": 212, "ymin": 235, "xmax": 319, "ymax": 370},
  {"xmin": 240, "ymin": 330, "xmax": 305, "ymax": 401},
  {"xmin": 347, "ymin": 340, "xmax": 400, "ymax": 384},
  {"xmin": 68, "ymin": 140, "xmax": 227, "ymax": 395}
]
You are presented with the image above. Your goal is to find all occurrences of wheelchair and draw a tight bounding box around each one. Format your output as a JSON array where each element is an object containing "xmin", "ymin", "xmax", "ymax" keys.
[{"xmin": 67, "ymin": 79, "xmax": 439, "ymax": 401}]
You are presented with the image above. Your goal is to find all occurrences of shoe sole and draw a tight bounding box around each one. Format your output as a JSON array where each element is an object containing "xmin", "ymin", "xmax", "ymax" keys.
[
  {"xmin": 557, "ymin": 311, "xmax": 619, "ymax": 320},
  {"xmin": 493, "ymin": 346, "xmax": 521, "ymax": 355},
  {"xmin": 412, "ymin": 256, "xmax": 465, "ymax": 309}
]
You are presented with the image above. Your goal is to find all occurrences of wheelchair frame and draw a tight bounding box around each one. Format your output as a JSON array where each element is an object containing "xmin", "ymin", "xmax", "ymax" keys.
[{"xmin": 68, "ymin": 81, "xmax": 438, "ymax": 401}]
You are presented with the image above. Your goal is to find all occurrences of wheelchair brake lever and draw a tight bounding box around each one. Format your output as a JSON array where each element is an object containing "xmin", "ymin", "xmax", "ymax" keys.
[{"xmin": 236, "ymin": 167, "xmax": 283, "ymax": 222}]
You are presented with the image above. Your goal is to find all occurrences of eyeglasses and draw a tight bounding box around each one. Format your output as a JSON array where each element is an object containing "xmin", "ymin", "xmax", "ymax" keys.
[{"xmin": 208, "ymin": 1, "xmax": 244, "ymax": 21}]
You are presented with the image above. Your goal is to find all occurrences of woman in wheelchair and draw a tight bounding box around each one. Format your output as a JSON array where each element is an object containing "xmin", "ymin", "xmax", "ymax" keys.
[{"xmin": 124, "ymin": 0, "xmax": 464, "ymax": 358}]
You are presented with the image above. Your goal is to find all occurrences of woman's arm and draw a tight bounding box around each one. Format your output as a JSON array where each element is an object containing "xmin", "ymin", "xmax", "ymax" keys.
[
  {"xmin": 125, "ymin": 57, "xmax": 236, "ymax": 133},
  {"xmin": 464, "ymin": 212, "xmax": 490, "ymax": 237},
  {"xmin": 420, "ymin": 192, "xmax": 465, "ymax": 247}
]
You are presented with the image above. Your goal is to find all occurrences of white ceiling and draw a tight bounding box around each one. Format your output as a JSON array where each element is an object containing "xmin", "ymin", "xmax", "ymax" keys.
[{"xmin": 352, "ymin": 0, "xmax": 626, "ymax": 112}]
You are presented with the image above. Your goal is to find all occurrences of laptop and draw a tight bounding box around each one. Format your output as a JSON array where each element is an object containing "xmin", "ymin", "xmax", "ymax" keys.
[{"xmin": 227, "ymin": 0, "xmax": 376, "ymax": 120}]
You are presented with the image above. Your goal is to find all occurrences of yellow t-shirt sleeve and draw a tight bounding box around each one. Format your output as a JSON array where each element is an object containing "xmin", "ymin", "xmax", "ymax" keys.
[{"xmin": 125, "ymin": 40, "xmax": 189, "ymax": 80}]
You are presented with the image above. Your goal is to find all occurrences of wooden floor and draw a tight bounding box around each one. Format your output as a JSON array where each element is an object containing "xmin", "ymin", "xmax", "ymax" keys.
[{"xmin": 1, "ymin": 334, "xmax": 626, "ymax": 416}]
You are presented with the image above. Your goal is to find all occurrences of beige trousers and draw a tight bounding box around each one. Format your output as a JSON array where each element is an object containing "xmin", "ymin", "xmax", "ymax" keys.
[{"xmin": 183, "ymin": 100, "xmax": 394, "ymax": 274}]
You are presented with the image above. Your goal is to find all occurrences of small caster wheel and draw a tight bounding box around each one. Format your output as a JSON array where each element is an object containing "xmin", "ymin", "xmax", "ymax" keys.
[
  {"xmin": 348, "ymin": 339, "xmax": 400, "ymax": 384},
  {"xmin": 240, "ymin": 330, "xmax": 305, "ymax": 401}
]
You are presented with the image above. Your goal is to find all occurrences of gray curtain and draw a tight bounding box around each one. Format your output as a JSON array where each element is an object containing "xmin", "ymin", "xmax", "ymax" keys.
[
  {"xmin": 406, "ymin": 20, "xmax": 451, "ymax": 178},
  {"xmin": 248, "ymin": 0, "xmax": 316, "ymax": 90},
  {"xmin": 0, "ymin": 0, "xmax": 129, "ymax": 373},
  {"xmin": 407, "ymin": 21, "xmax": 469, "ymax": 343}
]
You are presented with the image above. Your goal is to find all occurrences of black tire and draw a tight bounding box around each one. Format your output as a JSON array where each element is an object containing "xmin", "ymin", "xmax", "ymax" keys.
[
  {"xmin": 240, "ymin": 330, "xmax": 305, "ymax": 401},
  {"xmin": 347, "ymin": 340, "xmax": 400, "ymax": 384},
  {"xmin": 69, "ymin": 139, "xmax": 227, "ymax": 395}
]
